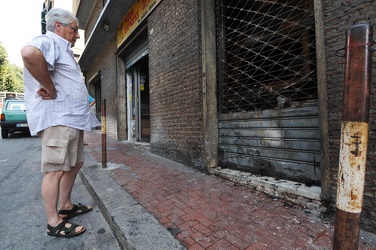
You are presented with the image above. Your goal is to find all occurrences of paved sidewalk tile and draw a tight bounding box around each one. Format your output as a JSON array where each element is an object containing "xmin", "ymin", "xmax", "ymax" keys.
[{"xmin": 84, "ymin": 131, "xmax": 376, "ymax": 250}]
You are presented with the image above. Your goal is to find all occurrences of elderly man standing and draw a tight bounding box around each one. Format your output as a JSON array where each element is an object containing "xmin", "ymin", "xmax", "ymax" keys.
[{"xmin": 21, "ymin": 8, "xmax": 100, "ymax": 237}]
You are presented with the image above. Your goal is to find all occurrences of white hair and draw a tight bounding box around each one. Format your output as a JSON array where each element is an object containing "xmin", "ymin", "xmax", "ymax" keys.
[{"xmin": 46, "ymin": 8, "xmax": 79, "ymax": 32}]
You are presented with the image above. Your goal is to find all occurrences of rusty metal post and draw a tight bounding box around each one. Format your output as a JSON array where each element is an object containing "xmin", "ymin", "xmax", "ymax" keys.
[
  {"xmin": 101, "ymin": 98, "xmax": 107, "ymax": 168},
  {"xmin": 333, "ymin": 23, "xmax": 373, "ymax": 250}
]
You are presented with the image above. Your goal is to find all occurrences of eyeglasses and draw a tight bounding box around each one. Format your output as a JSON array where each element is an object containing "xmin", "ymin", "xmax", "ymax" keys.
[
  {"xmin": 68, "ymin": 25, "xmax": 79, "ymax": 34},
  {"xmin": 59, "ymin": 22, "xmax": 79, "ymax": 34}
]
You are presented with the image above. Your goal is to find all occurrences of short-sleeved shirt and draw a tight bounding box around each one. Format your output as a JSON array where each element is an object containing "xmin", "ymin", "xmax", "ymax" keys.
[
  {"xmin": 23, "ymin": 31, "xmax": 101, "ymax": 135},
  {"xmin": 88, "ymin": 94, "xmax": 95, "ymax": 104}
]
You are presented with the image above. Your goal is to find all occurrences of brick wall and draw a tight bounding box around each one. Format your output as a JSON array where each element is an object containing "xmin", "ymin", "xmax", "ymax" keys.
[
  {"xmin": 148, "ymin": 0, "xmax": 204, "ymax": 170},
  {"xmin": 83, "ymin": 1, "xmax": 103, "ymax": 43},
  {"xmin": 79, "ymin": 0, "xmax": 119, "ymax": 140},
  {"xmin": 86, "ymin": 37, "xmax": 119, "ymax": 140},
  {"xmin": 323, "ymin": 0, "xmax": 376, "ymax": 232}
]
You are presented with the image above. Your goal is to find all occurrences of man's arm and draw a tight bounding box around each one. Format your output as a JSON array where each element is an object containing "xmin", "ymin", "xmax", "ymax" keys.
[{"xmin": 21, "ymin": 45, "xmax": 57, "ymax": 99}]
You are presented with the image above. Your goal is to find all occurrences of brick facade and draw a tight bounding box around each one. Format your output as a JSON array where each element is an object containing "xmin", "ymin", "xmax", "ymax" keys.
[
  {"xmin": 82, "ymin": 1, "xmax": 120, "ymax": 140},
  {"xmin": 77, "ymin": 0, "xmax": 376, "ymax": 233},
  {"xmin": 96, "ymin": 39, "xmax": 119, "ymax": 140},
  {"xmin": 148, "ymin": 0, "xmax": 204, "ymax": 170}
]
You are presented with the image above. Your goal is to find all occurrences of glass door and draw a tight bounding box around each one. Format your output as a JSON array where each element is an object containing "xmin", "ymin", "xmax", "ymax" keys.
[{"xmin": 126, "ymin": 56, "xmax": 150, "ymax": 142}]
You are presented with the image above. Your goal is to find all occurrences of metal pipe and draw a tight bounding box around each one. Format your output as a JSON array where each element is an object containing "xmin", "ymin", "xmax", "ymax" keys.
[
  {"xmin": 333, "ymin": 23, "xmax": 373, "ymax": 250},
  {"xmin": 101, "ymin": 98, "xmax": 107, "ymax": 168}
]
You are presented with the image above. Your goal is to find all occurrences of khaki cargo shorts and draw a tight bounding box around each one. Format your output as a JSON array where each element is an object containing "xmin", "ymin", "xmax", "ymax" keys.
[{"xmin": 39, "ymin": 126, "xmax": 84, "ymax": 172}]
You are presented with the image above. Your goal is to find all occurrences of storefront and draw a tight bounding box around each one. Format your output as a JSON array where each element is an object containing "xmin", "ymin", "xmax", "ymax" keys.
[
  {"xmin": 116, "ymin": 1, "xmax": 160, "ymax": 142},
  {"xmin": 75, "ymin": 0, "xmax": 376, "ymax": 233}
]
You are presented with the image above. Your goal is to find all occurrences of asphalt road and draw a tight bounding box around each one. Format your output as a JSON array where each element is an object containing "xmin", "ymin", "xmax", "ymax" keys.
[{"xmin": 0, "ymin": 132, "xmax": 122, "ymax": 250}]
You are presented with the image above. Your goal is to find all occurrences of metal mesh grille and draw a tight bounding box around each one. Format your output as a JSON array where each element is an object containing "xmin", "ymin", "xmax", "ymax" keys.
[{"xmin": 216, "ymin": 0, "xmax": 317, "ymax": 113}]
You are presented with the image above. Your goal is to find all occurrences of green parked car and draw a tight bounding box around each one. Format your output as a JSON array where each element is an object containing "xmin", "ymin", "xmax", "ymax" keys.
[{"xmin": 0, "ymin": 99, "xmax": 30, "ymax": 138}]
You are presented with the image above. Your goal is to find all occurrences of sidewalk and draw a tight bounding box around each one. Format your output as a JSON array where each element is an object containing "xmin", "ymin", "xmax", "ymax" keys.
[{"xmin": 81, "ymin": 131, "xmax": 376, "ymax": 250}]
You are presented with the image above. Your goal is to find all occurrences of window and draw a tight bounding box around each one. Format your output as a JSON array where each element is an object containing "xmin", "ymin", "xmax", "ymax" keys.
[{"xmin": 216, "ymin": 0, "xmax": 317, "ymax": 112}]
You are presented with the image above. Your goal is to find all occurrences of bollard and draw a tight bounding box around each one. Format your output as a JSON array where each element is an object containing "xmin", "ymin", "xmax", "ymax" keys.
[
  {"xmin": 101, "ymin": 98, "xmax": 107, "ymax": 168},
  {"xmin": 333, "ymin": 23, "xmax": 373, "ymax": 250}
]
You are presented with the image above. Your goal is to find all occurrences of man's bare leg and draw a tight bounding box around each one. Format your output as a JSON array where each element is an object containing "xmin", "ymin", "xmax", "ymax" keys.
[
  {"xmin": 58, "ymin": 161, "xmax": 83, "ymax": 210},
  {"xmin": 42, "ymin": 170, "xmax": 85, "ymax": 235},
  {"xmin": 42, "ymin": 171, "xmax": 64, "ymax": 226}
]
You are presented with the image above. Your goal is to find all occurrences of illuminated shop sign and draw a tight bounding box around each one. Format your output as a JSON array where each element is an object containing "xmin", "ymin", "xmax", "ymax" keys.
[{"xmin": 117, "ymin": 0, "xmax": 161, "ymax": 47}]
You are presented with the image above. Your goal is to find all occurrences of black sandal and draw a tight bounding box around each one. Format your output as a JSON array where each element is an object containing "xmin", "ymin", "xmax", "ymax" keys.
[
  {"xmin": 59, "ymin": 203, "xmax": 93, "ymax": 219},
  {"xmin": 47, "ymin": 220, "xmax": 86, "ymax": 238}
]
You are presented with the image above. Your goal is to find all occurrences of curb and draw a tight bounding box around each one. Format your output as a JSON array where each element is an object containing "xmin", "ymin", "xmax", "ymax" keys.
[{"xmin": 79, "ymin": 161, "xmax": 186, "ymax": 250}]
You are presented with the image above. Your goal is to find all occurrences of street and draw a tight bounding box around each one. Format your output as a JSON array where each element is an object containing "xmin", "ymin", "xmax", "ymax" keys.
[{"xmin": 0, "ymin": 132, "xmax": 121, "ymax": 250}]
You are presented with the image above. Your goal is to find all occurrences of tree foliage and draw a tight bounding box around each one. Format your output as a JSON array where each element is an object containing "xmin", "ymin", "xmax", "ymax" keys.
[
  {"xmin": 0, "ymin": 42, "xmax": 8, "ymax": 67},
  {"xmin": 0, "ymin": 42, "xmax": 24, "ymax": 93}
]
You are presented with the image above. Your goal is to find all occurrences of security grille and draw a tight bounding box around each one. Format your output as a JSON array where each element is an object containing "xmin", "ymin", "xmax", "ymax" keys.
[{"xmin": 216, "ymin": 0, "xmax": 317, "ymax": 113}]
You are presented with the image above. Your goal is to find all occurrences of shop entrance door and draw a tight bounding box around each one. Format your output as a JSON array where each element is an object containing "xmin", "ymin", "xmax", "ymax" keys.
[{"xmin": 126, "ymin": 56, "xmax": 150, "ymax": 142}]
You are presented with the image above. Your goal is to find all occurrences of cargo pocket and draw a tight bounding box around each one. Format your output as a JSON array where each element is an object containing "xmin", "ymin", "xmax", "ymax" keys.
[{"xmin": 44, "ymin": 139, "xmax": 68, "ymax": 164}]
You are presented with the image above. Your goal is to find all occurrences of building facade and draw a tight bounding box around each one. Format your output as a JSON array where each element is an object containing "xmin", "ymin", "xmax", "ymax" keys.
[{"xmin": 73, "ymin": 0, "xmax": 376, "ymax": 233}]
